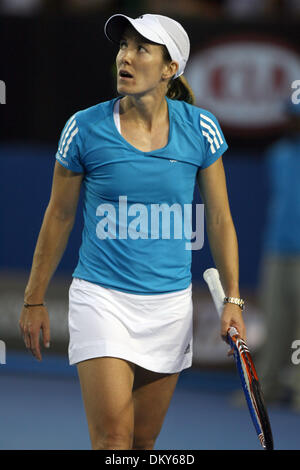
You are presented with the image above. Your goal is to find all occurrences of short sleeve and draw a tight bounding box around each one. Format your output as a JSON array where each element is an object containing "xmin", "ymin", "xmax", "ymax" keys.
[
  {"xmin": 55, "ymin": 113, "xmax": 84, "ymax": 173},
  {"xmin": 199, "ymin": 111, "xmax": 228, "ymax": 169}
]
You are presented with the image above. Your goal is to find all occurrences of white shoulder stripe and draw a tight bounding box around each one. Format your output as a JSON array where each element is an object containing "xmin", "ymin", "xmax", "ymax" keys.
[
  {"xmin": 200, "ymin": 113, "xmax": 224, "ymax": 145},
  {"xmin": 60, "ymin": 119, "xmax": 76, "ymax": 155},
  {"xmin": 59, "ymin": 115, "xmax": 76, "ymax": 154},
  {"xmin": 63, "ymin": 127, "xmax": 79, "ymax": 158},
  {"xmin": 202, "ymin": 131, "xmax": 216, "ymax": 154},
  {"xmin": 200, "ymin": 120, "xmax": 220, "ymax": 150}
]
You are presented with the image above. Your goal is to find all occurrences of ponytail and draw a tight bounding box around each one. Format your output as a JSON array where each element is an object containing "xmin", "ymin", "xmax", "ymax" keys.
[
  {"xmin": 166, "ymin": 75, "xmax": 195, "ymax": 105},
  {"xmin": 162, "ymin": 45, "xmax": 195, "ymax": 105}
]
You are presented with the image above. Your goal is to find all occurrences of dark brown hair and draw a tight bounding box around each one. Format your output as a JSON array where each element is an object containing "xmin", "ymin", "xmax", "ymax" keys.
[{"xmin": 162, "ymin": 46, "xmax": 195, "ymax": 105}]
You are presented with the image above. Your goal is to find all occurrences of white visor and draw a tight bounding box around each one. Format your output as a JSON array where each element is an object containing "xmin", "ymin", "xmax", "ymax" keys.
[{"xmin": 104, "ymin": 13, "xmax": 190, "ymax": 79}]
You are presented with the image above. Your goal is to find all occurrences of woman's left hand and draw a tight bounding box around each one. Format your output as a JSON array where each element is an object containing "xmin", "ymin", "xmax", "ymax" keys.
[{"xmin": 220, "ymin": 302, "xmax": 246, "ymax": 356}]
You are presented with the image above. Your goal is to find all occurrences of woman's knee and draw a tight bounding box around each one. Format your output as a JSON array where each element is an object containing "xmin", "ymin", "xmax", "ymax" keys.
[
  {"xmin": 132, "ymin": 433, "xmax": 157, "ymax": 450},
  {"xmin": 92, "ymin": 428, "xmax": 134, "ymax": 450}
]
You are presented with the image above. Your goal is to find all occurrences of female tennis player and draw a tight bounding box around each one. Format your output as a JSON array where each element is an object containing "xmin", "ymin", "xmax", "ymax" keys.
[{"xmin": 19, "ymin": 13, "xmax": 246, "ymax": 450}]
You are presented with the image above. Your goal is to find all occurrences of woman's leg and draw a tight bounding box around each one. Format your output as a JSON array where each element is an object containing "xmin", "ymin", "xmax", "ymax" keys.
[
  {"xmin": 132, "ymin": 366, "xmax": 180, "ymax": 450},
  {"xmin": 77, "ymin": 356, "xmax": 181, "ymax": 450},
  {"xmin": 76, "ymin": 356, "xmax": 135, "ymax": 450}
]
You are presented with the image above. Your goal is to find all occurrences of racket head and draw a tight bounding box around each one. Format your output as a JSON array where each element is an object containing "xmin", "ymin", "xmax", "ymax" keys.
[{"xmin": 228, "ymin": 330, "xmax": 274, "ymax": 450}]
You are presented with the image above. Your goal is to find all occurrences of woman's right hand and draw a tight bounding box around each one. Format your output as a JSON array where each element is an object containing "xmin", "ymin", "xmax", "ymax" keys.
[{"xmin": 19, "ymin": 305, "xmax": 51, "ymax": 361}]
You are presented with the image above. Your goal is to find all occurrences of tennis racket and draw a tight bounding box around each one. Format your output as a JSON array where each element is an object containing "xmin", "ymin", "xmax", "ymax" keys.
[{"xmin": 203, "ymin": 267, "xmax": 274, "ymax": 450}]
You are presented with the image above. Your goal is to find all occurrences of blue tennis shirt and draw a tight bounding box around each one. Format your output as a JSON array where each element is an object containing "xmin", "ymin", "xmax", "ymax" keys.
[{"xmin": 55, "ymin": 96, "xmax": 228, "ymax": 294}]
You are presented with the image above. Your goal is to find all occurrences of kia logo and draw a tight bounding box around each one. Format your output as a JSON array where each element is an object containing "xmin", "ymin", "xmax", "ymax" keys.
[{"xmin": 185, "ymin": 36, "xmax": 300, "ymax": 134}]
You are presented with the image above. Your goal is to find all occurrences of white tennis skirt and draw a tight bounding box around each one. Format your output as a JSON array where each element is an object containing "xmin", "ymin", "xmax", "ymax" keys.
[{"xmin": 68, "ymin": 277, "xmax": 193, "ymax": 373}]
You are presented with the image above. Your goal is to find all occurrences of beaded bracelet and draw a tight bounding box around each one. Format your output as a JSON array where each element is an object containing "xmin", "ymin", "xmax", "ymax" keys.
[{"xmin": 23, "ymin": 302, "xmax": 45, "ymax": 308}]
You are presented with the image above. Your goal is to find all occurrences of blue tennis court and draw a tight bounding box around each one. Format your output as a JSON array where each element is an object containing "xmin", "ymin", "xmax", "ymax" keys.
[{"xmin": 0, "ymin": 351, "xmax": 299, "ymax": 450}]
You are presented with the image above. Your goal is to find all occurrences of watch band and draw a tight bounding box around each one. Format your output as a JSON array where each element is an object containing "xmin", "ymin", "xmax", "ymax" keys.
[{"xmin": 223, "ymin": 296, "xmax": 245, "ymax": 310}]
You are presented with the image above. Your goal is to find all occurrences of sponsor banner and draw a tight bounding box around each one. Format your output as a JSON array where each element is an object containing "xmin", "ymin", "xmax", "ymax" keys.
[{"xmin": 185, "ymin": 35, "xmax": 300, "ymax": 136}]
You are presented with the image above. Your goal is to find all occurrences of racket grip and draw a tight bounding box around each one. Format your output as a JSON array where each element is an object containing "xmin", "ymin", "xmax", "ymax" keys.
[
  {"xmin": 203, "ymin": 268, "xmax": 239, "ymax": 339},
  {"xmin": 203, "ymin": 268, "xmax": 225, "ymax": 318}
]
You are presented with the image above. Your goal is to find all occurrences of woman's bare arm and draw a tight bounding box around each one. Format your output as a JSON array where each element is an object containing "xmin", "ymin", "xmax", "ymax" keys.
[
  {"xmin": 24, "ymin": 161, "xmax": 84, "ymax": 302},
  {"xmin": 19, "ymin": 161, "xmax": 84, "ymax": 360},
  {"xmin": 197, "ymin": 156, "xmax": 246, "ymax": 343},
  {"xmin": 197, "ymin": 156, "xmax": 239, "ymax": 297}
]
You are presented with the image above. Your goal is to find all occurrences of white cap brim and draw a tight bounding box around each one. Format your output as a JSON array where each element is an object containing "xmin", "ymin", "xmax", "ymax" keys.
[{"xmin": 104, "ymin": 14, "xmax": 165, "ymax": 46}]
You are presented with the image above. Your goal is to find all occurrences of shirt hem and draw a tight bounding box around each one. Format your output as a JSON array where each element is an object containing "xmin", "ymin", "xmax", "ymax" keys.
[
  {"xmin": 71, "ymin": 274, "xmax": 192, "ymax": 296},
  {"xmin": 201, "ymin": 144, "xmax": 228, "ymax": 169}
]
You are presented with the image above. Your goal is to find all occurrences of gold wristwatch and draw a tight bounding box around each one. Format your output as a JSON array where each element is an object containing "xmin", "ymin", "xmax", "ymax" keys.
[{"xmin": 223, "ymin": 296, "xmax": 245, "ymax": 311}]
